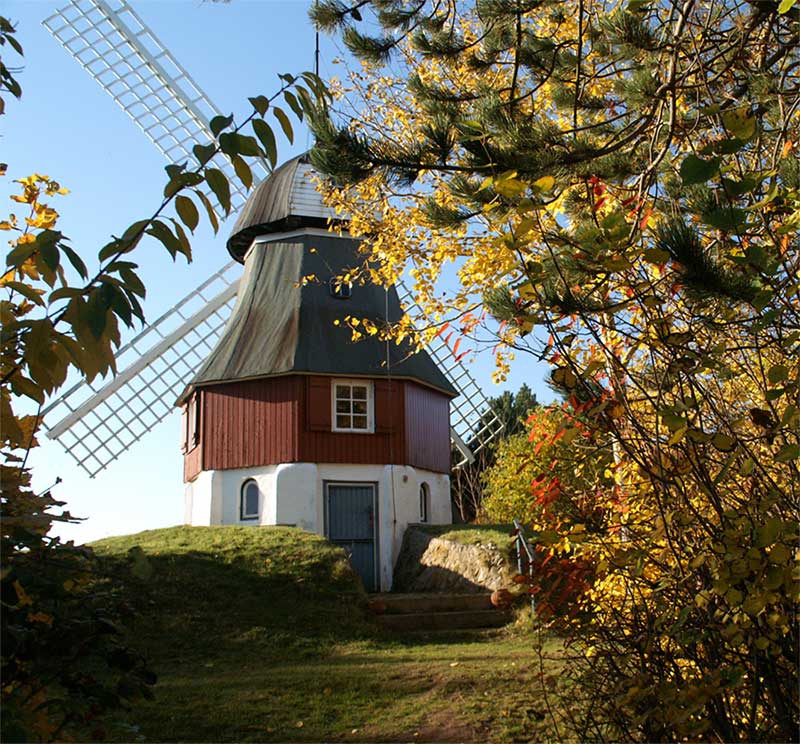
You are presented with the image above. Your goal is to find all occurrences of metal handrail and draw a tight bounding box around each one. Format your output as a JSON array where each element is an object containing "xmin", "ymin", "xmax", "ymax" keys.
[{"xmin": 513, "ymin": 519, "xmax": 536, "ymax": 617}]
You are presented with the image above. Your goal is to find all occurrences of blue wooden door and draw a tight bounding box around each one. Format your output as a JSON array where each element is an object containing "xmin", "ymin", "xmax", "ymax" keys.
[{"xmin": 326, "ymin": 484, "xmax": 377, "ymax": 591}]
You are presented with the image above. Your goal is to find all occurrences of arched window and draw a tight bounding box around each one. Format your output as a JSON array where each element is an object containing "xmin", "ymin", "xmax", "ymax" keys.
[
  {"xmin": 419, "ymin": 483, "xmax": 430, "ymax": 523},
  {"xmin": 240, "ymin": 479, "xmax": 259, "ymax": 521}
]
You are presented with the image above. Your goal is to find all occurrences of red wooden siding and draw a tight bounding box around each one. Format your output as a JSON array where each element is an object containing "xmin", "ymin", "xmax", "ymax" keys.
[
  {"xmin": 182, "ymin": 374, "xmax": 452, "ymax": 479},
  {"xmin": 200, "ymin": 377, "xmax": 302, "ymax": 471},
  {"xmin": 298, "ymin": 377, "xmax": 406, "ymax": 465},
  {"xmin": 404, "ymin": 382, "xmax": 451, "ymax": 473}
]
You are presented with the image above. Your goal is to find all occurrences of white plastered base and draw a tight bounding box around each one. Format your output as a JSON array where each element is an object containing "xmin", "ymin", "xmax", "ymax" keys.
[{"xmin": 184, "ymin": 462, "xmax": 450, "ymax": 591}]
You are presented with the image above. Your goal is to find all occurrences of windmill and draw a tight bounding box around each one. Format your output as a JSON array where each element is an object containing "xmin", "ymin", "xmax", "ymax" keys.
[{"xmin": 40, "ymin": 0, "xmax": 503, "ymax": 490}]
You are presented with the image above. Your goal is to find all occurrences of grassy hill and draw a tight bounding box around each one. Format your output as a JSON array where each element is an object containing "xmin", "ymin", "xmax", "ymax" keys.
[
  {"xmin": 93, "ymin": 525, "xmax": 371, "ymax": 660},
  {"xmin": 93, "ymin": 525, "xmax": 566, "ymax": 743}
]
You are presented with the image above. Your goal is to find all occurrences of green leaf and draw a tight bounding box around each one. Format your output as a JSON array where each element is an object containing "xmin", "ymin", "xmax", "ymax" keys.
[
  {"xmin": 48, "ymin": 286, "xmax": 84, "ymax": 303},
  {"xmin": 494, "ymin": 178, "xmax": 527, "ymax": 199},
  {"xmin": 680, "ymin": 154, "xmax": 720, "ymax": 185},
  {"xmin": 193, "ymin": 143, "xmax": 217, "ymax": 166},
  {"xmin": 85, "ymin": 288, "xmax": 109, "ymax": 339},
  {"xmin": 711, "ymin": 433, "xmax": 736, "ymax": 452},
  {"xmin": 175, "ymin": 195, "xmax": 200, "ymax": 232},
  {"xmin": 300, "ymin": 71, "xmax": 329, "ymax": 100},
  {"xmin": 119, "ymin": 267, "xmax": 146, "ymax": 298},
  {"xmin": 643, "ymin": 248, "xmax": 670, "ymax": 264},
  {"xmin": 754, "ymin": 517, "xmax": 782, "ymax": 548},
  {"xmin": 122, "ymin": 219, "xmax": 151, "ymax": 243},
  {"xmin": 170, "ymin": 219, "xmax": 192, "ymax": 261},
  {"xmin": 209, "ymin": 113, "xmax": 234, "ymax": 137},
  {"xmin": 38, "ymin": 239, "xmax": 59, "ymax": 272},
  {"xmin": 5, "ymin": 241, "xmax": 36, "ymax": 268},
  {"xmin": 61, "ymin": 243, "xmax": 88, "ymax": 279},
  {"xmin": 194, "ymin": 189, "xmax": 220, "ymax": 234},
  {"xmin": 661, "ymin": 412, "xmax": 687, "ymax": 432},
  {"xmin": 248, "ymin": 95, "xmax": 270, "ymax": 116},
  {"xmin": 145, "ymin": 219, "xmax": 183, "ymax": 259},
  {"xmin": 722, "ymin": 109, "xmax": 756, "ymax": 141},
  {"xmin": 4, "ymin": 281, "xmax": 45, "ymax": 306},
  {"xmin": 252, "ymin": 119, "xmax": 277, "ymax": 168},
  {"xmin": 775, "ymin": 444, "xmax": 800, "ymax": 463},
  {"xmin": 745, "ymin": 180, "xmax": 779, "ymax": 211},
  {"xmin": 701, "ymin": 207, "xmax": 747, "ymax": 231},
  {"xmin": 164, "ymin": 171, "xmax": 204, "ymax": 198},
  {"xmin": 109, "ymin": 285, "xmax": 133, "ymax": 327},
  {"xmin": 294, "ymin": 85, "xmax": 315, "ymax": 116},
  {"xmin": 781, "ymin": 405, "xmax": 798, "ymax": 427},
  {"xmin": 204, "ymin": 168, "xmax": 231, "ymax": 215},
  {"xmin": 767, "ymin": 364, "xmax": 789, "ymax": 384},
  {"xmin": 283, "ymin": 90, "xmax": 304, "ymax": 120},
  {"xmin": 231, "ymin": 155, "xmax": 253, "ymax": 190},
  {"xmin": 272, "ymin": 106, "xmax": 294, "ymax": 144},
  {"xmin": 778, "ymin": 0, "xmax": 796, "ymax": 12},
  {"xmin": 219, "ymin": 132, "xmax": 262, "ymax": 158}
]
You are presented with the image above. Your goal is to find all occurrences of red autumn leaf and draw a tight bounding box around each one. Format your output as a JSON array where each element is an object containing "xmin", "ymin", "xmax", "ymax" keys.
[{"xmin": 434, "ymin": 322, "xmax": 450, "ymax": 338}]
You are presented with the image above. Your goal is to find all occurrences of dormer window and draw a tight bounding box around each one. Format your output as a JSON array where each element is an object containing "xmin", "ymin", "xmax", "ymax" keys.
[
  {"xmin": 332, "ymin": 380, "xmax": 373, "ymax": 432},
  {"xmin": 329, "ymin": 277, "xmax": 352, "ymax": 299}
]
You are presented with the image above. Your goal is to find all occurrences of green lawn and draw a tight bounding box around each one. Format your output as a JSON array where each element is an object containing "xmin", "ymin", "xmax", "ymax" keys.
[
  {"xmin": 93, "ymin": 526, "xmax": 567, "ymax": 743},
  {"xmin": 413, "ymin": 523, "xmax": 517, "ymax": 549}
]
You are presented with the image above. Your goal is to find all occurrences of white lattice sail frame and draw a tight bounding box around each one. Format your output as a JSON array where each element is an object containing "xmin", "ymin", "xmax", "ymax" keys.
[
  {"xmin": 40, "ymin": 263, "xmax": 241, "ymax": 477},
  {"xmin": 43, "ymin": 0, "xmax": 271, "ymax": 216}
]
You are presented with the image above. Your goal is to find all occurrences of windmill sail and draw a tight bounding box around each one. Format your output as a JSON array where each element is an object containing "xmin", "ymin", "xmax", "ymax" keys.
[
  {"xmin": 43, "ymin": 0, "xmax": 270, "ymax": 216},
  {"xmin": 41, "ymin": 2, "xmax": 505, "ymax": 477},
  {"xmin": 40, "ymin": 263, "xmax": 241, "ymax": 477}
]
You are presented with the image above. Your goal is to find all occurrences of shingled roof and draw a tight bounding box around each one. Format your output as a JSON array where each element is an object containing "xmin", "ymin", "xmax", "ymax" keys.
[{"xmin": 176, "ymin": 159, "xmax": 458, "ymax": 404}]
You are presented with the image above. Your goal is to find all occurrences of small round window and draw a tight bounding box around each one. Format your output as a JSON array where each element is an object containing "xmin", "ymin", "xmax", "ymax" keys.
[
  {"xmin": 240, "ymin": 479, "xmax": 259, "ymax": 520},
  {"xmin": 329, "ymin": 277, "xmax": 352, "ymax": 299}
]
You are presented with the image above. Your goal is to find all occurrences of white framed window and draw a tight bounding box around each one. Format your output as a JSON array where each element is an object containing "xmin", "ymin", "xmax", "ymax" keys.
[
  {"xmin": 240, "ymin": 479, "xmax": 260, "ymax": 520},
  {"xmin": 419, "ymin": 483, "xmax": 430, "ymax": 523},
  {"xmin": 332, "ymin": 380, "xmax": 374, "ymax": 433}
]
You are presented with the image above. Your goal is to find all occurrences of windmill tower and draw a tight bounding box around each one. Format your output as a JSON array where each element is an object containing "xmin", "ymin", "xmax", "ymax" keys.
[
  {"xmin": 40, "ymin": 0, "xmax": 504, "ymax": 588},
  {"xmin": 177, "ymin": 153, "xmax": 457, "ymax": 590}
]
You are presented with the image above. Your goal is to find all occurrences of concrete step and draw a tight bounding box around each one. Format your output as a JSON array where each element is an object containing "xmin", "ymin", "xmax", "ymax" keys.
[
  {"xmin": 376, "ymin": 608, "xmax": 512, "ymax": 632},
  {"xmin": 370, "ymin": 592, "xmax": 495, "ymax": 615}
]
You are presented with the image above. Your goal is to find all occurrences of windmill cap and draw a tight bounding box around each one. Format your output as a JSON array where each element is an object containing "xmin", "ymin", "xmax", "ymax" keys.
[{"xmin": 226, "ymin": 153, "xmax": 343, "ymax": 262}]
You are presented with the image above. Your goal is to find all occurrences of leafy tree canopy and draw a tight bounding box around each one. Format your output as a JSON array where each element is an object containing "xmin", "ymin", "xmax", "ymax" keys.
[
  {"xmin": 308, "ymin": 0, "xmax": 799, "ymax": 740},
  {"xmin": 0, "ymin": 18, "xmax": 325, "ymax": 740}
]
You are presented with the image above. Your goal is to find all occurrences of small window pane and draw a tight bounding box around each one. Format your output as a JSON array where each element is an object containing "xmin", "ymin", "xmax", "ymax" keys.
[
  {"xmin": 353, "ymin": 415, "xmax": 368, "ymax": 429},
  {"xmin": 241, "ymin": 480, "xmax": 259, "ymax": 520},
  {"xmin": 337, "ymin": 415, "xmax": 350, "ymax": 428},
  {"xmin": 352, "ymin": 386, "xmax": 368, "ymax": 400},
  {"xmin": 336, "ymin": 385, "xmax": 350, "ymax": 400},
  {"xmin": 353, "ymin": 400, "xmax": 367, "ymax": 414},
  {"xmin": 336, "ymin": 400, "xmax": 351, "ymax": 414},
  {"xmin": 419, "ymin": 484, "xmax": 429, "ymax": 522}
]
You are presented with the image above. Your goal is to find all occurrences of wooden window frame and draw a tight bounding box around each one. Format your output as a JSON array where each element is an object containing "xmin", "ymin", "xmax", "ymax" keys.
[
  {"xmin": 331, "ymin": 380, "xmax": 374, "ymax": 433},
  {"xmin": 184, "ymin": 392, "xmax": 201, "ymax": 452}
]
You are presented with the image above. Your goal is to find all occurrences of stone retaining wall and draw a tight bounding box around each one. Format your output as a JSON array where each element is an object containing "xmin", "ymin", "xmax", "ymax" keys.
[{"xmin": 392, "ymin": 527, "xmax": 515, "ymax": 593}]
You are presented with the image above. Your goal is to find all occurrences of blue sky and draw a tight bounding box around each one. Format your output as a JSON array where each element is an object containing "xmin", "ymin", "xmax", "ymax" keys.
[{"xmin": 3, "ymin": 0, "xmax": 551, "ymax": 544}]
